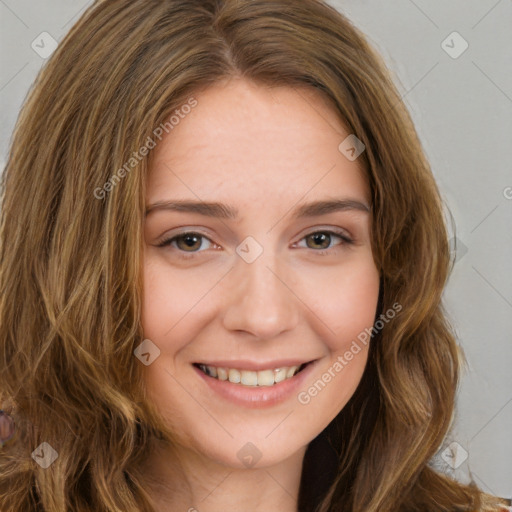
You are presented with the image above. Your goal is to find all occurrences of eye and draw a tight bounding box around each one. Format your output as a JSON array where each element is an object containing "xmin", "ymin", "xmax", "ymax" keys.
[
  {"xmin": 157, "ymin": 231, "xmax": 216, "ymax": 254},
  {"xmin": 156, "ymin": 228, "xmax": 353, "ymax": 258},
  {"xmin": 295, "ymin": 229, "xmax": 353, "ymax": 253}
]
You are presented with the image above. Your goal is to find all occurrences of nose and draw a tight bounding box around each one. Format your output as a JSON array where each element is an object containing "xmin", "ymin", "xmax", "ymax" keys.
[{"xmin": 221, "ymin": 248, "xmax": 300, "ymax": 339}]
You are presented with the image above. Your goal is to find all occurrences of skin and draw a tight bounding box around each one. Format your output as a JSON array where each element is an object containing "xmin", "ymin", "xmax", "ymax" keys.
[{"xmin": 140, "ymin": 77, "xmax": 380, "ymax": 512}]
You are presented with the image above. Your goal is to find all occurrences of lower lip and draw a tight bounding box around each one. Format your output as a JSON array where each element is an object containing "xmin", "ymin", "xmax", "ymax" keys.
[{"xmin": 193, "ymin": 361, "xmax": 318, "ymax": 409}]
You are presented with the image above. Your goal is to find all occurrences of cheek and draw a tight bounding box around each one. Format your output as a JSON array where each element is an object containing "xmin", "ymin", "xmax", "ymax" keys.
[
  {"xmin": 300, "ymin": 254, "xmax": 380, "ymax": 353},
  {"xmin": 141, "ymin": 257, "xmax": 215, "ymax": 347},
  {"xmin": 295, "ymin": 260, "xmax": 379, "ymax": 421}
]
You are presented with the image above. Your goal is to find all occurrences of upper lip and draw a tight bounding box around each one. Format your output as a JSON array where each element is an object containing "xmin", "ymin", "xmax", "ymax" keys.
[{"xmin": 193, "ymin": 359, "xmax": 317, "ymax": 371}]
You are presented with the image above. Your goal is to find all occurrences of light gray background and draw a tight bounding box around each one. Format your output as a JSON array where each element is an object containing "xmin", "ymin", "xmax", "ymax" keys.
[{"xmin": 1, "ymin": 0, "xmax": 511, "ymax": 500}]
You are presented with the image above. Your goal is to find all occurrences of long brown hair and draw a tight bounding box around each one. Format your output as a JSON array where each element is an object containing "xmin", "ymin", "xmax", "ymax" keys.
[{"xmin": 0, "ymin": 0, "xmax": 507, "ymax": 510}]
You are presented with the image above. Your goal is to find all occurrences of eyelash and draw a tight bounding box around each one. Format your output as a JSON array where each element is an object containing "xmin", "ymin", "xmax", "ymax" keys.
[{"xmin": 156, "ymin": 228, "xmax": 353, "ymax": 259}]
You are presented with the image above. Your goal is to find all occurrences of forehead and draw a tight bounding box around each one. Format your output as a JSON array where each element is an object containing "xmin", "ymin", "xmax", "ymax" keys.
[{"xmin": 147, "ymin": 79, "xmax": 369, "ymax": 208}]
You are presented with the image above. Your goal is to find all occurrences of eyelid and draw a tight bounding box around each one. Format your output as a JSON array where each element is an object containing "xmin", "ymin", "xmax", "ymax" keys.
[
  {"xmin": 156, "ymin": 228, "xmax": 217, "ymax": 249},
  {"xmin": 294, "ymin": 225, "xmax": 353, "ymax": 244}
]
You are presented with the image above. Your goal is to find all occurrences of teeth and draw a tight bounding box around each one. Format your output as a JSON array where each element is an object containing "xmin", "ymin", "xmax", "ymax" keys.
[
  {"xmin": 228, "ymin": 368, "xmax": 241, "ymax": 383},
  {"xmin": 274, "ymin": 368, "xmax": 288, "ymax": 383},
  {"xmin": 217, "ymin": 367, "xmax": 228, "ymax": 381},
  {"xmin": 197, "ymin": 363, "xmax": 305, "ymax": 386},
  {"xmin": 256, "ymin": 370, "xmax": 274, "ymax": 387},
  {"xmin": 241, "ymin": 370, "xmax": 258, "ymax": 386},
  {"xmin": 286, "ymin": 366, "xmax": 299, "ymax": 378}
]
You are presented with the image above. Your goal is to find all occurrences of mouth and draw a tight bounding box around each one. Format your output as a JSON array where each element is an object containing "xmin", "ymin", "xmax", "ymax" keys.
[{"xmin": 192, "ymin": 361, "xmax": 313, "ymax": 387}]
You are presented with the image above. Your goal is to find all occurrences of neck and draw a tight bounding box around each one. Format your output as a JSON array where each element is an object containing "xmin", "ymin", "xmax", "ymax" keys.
[{"xmin": 138, "ymin": 437, "xmax": 306, "ymax": 512}]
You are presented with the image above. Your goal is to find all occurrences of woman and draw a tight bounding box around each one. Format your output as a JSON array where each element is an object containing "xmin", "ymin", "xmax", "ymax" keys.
[{"xmin": 0, "ymin": 0, "xmax": 509, "ymax": 510}]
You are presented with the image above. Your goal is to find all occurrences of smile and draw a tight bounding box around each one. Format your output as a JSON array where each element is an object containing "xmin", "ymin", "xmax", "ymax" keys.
[{"xmin": 193, "ymin": 362, "xmax": 310, "ymax": 387}]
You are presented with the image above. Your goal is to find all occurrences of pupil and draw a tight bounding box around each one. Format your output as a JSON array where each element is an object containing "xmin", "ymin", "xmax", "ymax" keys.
[
  {"xmin": 181, "ymin": 234, "xmax": 199, "ymax": 250},
  {"xmin": 311, "ymin": 233, "xmax": 328, "ymax": 249}
]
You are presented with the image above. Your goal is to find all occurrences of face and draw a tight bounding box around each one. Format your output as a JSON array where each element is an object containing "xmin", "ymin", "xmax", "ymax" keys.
[{"xmin": 141, "ymin": 78, "xmax": 380, "ymax": 469}]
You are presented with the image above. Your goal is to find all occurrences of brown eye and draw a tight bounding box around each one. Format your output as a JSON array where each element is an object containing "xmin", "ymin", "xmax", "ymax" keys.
[
  {"xmin": 175, "ymin": 233, "xmax": 202, "ymax": 252},
  {"xmin": 157, "ymin": 232, "xmax": 214, "ymax": 253},
  {"xmin": 299, "ymin": 230, "xmax": 352, "ymax": 252},
  {"xmin": 306, "ymin": 232, "xmax": 333, "ymax": 250}
]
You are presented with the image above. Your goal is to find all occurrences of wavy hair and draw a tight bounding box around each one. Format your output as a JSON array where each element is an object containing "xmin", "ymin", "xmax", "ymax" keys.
[{"xmin": 0, "ymin": 0, "xmax": 507, "ymax": 510}]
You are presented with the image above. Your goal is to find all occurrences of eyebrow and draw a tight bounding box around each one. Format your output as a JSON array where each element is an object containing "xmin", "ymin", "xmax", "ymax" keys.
[{"xmin": 145, "ymin": 198, "xmax": 370, "ymax": 218}]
